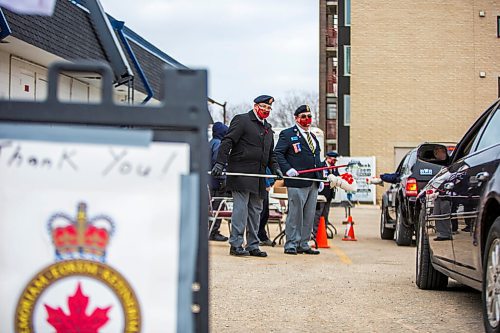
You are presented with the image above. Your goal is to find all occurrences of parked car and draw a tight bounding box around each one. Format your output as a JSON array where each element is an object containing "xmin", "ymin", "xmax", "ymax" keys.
[
  {"xmin": 414, "ymin": 99, "xmax": 500, "ymax": 332},
  {"xmin": 379, "ymin": 143, "xmax": 450, "ymax": 245}
]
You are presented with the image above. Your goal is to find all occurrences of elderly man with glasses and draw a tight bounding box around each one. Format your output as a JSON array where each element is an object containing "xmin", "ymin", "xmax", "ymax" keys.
[
  {"xmin": 212, "ymin": 95, "xmax": 284, "ymax": 257},
  {"xmin": 275, "ymin": 105, "xmax": 323, "ymax": 255}
]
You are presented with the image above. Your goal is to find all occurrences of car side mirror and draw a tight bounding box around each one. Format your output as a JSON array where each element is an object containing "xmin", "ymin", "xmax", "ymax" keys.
[{"xmin": 417, "ymin": 143, "xmax": 450, "ymax": 166}]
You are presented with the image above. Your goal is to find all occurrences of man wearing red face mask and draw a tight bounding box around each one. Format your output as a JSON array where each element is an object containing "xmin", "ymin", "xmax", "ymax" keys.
[
  {"xmin": 212, "ymin": 95, "xmax": 284, "ymax": 257},
  {"xmin": 275, "ymin": 105, "xmax": 323, "ymax": 255}
]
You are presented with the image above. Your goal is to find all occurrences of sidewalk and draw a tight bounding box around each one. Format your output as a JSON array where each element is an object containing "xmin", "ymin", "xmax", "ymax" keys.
[{"xmin": 209, "ymin": 204, "xmax": 379, "ymax": 332}]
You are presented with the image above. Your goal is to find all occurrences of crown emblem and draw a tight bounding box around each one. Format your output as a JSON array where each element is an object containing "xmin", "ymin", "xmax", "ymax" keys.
[{"xmin": 47, "ymin": 202, "xmax": 115, "ymax": 262}]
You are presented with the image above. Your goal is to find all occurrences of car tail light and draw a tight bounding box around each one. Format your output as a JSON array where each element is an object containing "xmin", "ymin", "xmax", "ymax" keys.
[{"xmin": 406, "ymin": 178, "xmax": 418, "ymax": 196}]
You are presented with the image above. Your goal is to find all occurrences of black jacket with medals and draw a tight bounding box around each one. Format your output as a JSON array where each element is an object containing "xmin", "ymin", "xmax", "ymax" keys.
[{"xmin": 216, "ymin": 110, "xmax": 279, "ymax": 197}]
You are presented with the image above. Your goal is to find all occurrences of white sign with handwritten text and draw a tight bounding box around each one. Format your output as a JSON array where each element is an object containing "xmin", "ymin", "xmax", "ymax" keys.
[
  {"xmin": 334, "ymin": 156, "xmax": 377, "ymax": 204},
  {"xmin": 0, "ymin": 139, "xmax": 189, "ymax": 333}
]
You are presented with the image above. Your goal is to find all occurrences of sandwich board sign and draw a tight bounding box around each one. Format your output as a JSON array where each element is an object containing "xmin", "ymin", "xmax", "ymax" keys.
[{"xmin": 0, "ymin": 62, "xmax": 210, "ymax": 333}]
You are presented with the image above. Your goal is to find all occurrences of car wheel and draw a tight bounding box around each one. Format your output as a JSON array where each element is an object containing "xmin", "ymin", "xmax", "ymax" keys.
[
  {"xmin": 482, "ymin": 217, "xmax": 500, "ymax": 333},
  {"xmin": 416, "ymin": 207, "xmax": 448, "ymax": 289},
  {"xmin": 380, "ymin": 203, "xmax": 395, "ymax": 240},
  {"xmin": 395, "ymin": 204, "xmax": 412, "ymax": 246}
]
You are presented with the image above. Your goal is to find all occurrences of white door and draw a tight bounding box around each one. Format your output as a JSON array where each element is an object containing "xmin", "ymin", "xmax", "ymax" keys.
[
  {"xmin": 35, "ymin": 74, "xmax": 48, "ymax": 102},
  {"xmin": 10, "ymin": 58, "xmax": 36, "ymax": 101}
]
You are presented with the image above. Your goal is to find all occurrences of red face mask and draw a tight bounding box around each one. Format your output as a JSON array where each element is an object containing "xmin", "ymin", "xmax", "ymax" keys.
[
  {"xmin": 256, "ymin": 106, "xmax": 270, "ymax": 119},
  {"xmin": 297, "ymin": 115, "xmax": 312, "ymax": 127}
]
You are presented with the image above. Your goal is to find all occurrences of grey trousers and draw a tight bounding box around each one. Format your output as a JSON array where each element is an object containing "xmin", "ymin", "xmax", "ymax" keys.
[
  {"xmin": 285, "ymin": 184, "xmax": 318, "ymax": 251},
  {"xmin": 230, "ymin": 190, "xmax": 263, "ymax": 251}
]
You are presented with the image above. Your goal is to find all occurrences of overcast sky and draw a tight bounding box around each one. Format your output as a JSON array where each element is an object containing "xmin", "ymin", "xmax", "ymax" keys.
[{"xmin": 100, "ymin": 0, "xmax": 319, "ymax": 108}]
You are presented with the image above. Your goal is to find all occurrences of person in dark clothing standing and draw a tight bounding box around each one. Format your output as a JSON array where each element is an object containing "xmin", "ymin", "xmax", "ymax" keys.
[
  {"xmin": 208, "ymin": 122, "xmax": 230, "ymax": 241},
  {"xmin": 313, "ymin": 151, "xmax": 340, "ymax": 238},
  {"xmin": 211, "ymin": 95, "xmax": 283, "ymax": 257},
  {"xmin": 275, "ymin": 105, "xmax": 323, "ymax": 255}
]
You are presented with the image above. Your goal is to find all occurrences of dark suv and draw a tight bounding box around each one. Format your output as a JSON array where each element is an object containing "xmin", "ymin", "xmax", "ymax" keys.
[
  {"xmin": 414, "ymin": 99, "xmax": 500, "ymax": 332},
  {"xmin": 379, "ymin": 143, "xmax": 450, "ymax": 245}
]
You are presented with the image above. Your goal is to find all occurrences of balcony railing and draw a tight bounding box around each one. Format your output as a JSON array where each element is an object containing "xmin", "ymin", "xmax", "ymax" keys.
[
  {"xmin": 327, "ymin": 70, "xmax": 337, "ymax": 95},
  {"xmin": 326, "ymin": 27, "xmax": 337, "ymax": 47},
  {"xmin": 326, "ymin": 119, "xmax": 337, "ymax": 139}
]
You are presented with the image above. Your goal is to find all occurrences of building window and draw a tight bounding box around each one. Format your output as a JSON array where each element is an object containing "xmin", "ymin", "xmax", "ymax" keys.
[
  {"xmin": 345, "ymin": 0, "xmax": 351, "ymax": 26},
  {"xmin": 327, "ymin": 103, "xmax": 337, "ymax": 119},
  {"xmin": 344, "ymin": 45, "xmax": 351, "ymax": 76},
  {"xmin": 344, "ymin": 95, "xmax": 350, "ymax": 126}
]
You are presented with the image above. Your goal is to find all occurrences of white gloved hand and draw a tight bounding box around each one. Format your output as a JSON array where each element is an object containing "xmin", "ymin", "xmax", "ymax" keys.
[
  {"xmin": 286, "ymin": 168, "xmax": 299, "ymax": 177},
  {"xmin": 318, "ymin": 182, "xmax": 325, "ymax": 192},
  {"xmin": 366, "ymin": 177, "xmax": 383, "ymax": 185},
  {"xmin": 327, "ymin": 174, "xmax": 342, "ymax": 187}
]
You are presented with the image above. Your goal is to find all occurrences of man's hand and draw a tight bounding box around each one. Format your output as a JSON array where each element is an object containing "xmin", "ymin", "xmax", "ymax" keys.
[
  {"xmin": 274, "ymin": 168, "xmax": 284, "ymax": 180},
  {"xmin": 318, "ymin": 182, "xmax": 325, "ymax": 192},
  {"xmin": 286, "ymin": 168, "xmax": 299, "ymax": 177},
  {"xmin": 328, "ymin": 174, "xmax": 342, "ymax": 187},
  {"xmin": 211, "ymin": 163, "xmax": 224, "ymax": 177}
]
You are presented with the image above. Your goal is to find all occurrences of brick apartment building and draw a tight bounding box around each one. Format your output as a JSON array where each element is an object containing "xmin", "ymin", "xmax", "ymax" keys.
[{"xmin": 319, "ymin": 0, "xmax": 500, "ymax": 199}]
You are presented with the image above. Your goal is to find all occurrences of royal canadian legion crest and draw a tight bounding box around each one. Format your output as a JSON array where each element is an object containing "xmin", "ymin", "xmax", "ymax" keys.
[{"xmin": 15, "ymin": 202, "xmax": 141, "ymax": 333}]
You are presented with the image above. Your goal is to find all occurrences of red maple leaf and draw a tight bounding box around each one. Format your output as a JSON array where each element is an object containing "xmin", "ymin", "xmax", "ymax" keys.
[{"xmin": 45, "ymin": 282, "xmax": 111, "ymax": 333}]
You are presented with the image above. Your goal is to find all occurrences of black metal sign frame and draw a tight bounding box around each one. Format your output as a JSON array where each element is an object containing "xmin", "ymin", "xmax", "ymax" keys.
[{"xmin": 0, "ymin": 61, "xmax": 210, "ymax": 332}]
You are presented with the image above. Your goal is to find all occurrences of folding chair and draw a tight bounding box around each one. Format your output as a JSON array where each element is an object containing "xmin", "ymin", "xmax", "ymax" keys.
[
  {"xmin": 267, "ymin": 199, "xmax": 286, "ymax": 239},
  {"xmin": 207, "ymin": 187, "xmax": 232, "ymax": 238},
  {"xmin": 270, "ymin": 199, "xmax": 289, "ymax": 247}
]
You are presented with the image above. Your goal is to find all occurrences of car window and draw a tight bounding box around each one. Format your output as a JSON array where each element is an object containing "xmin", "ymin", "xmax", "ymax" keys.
[
  {"xmin": 473, "ymin": 107, "xmax": 500, "ymax": 152},
  {"xmin": 399, "ymin": 153, "xmax": 411, "ymax": 176},
  {"xmin": 395, "ymin": 155, "xmax": 407, "ymax": 173},
  {"xmin": 452, "ymin": 103, "xmax": 498, "ymax": 161},
  {"xmin": 402, "ymin": 150, "xmax": 417, "ymax": 175}
]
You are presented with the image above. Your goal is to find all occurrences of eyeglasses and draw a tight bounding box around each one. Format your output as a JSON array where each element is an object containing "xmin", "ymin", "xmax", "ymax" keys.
[
  {"xmin": 299, "ymin": 114, "xmax": 312, "ymax": 119},
  {"xmin": 258, "ymin": 104, "xmax": 272, "ymax": 111}
]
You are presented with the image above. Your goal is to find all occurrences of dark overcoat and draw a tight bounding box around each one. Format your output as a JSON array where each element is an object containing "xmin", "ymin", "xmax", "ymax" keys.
[
  {"xmin": 216, "ymin": 110, "xmax": 278, "ymax": 197},
  {"xmin": 274, "ymin": 125, "xmax": 322, "ymax": 188}
]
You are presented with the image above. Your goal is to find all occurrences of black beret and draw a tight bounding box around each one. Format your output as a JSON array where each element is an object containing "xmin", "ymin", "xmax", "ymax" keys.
[
  {"xmin": 294, "ymin": 104, "xmax": 311, "ymax": 116},
  {"xmin": 326, "ymin": 151, "xmax": 339, "ymax": 158},
  {"xmin": 254, "ymin": 95, "xmax": 274, "ymax": 105}
]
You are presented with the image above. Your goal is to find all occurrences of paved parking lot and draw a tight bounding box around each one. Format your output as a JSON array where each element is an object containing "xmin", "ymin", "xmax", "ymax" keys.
[{"xmin": 209, "ymin": 205, "xmax": 482, "ymax": 332}]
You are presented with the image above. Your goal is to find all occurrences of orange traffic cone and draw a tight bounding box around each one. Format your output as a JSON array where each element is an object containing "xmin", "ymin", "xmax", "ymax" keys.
[
  {"xmin": 314, "ymin": 216, "xmax": 330, "ymax": 248},
  {"xmin": 342, "ymin": 216, "xmax": 357, "ymax": 241}
]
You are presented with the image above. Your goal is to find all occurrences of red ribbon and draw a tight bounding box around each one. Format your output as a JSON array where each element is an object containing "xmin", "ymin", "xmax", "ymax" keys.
[{"xmin": 297, "ymin": 164, "xmax": 348, "ymax": 174}]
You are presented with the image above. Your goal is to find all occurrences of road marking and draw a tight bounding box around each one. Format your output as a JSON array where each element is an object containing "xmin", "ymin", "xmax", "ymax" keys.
[{"xmin": 331, "ymin": 244, "xmax": 352, "ymax": 264}]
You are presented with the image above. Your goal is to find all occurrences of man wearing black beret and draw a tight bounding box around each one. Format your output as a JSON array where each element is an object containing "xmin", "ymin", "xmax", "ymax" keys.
[
  {"xmin": 274, "ymin": 104, "xmax": 323, "ymax": 255},
  {"xmin": 212, "ymin": 95, "xmax": 284, "ymax": 257}
]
